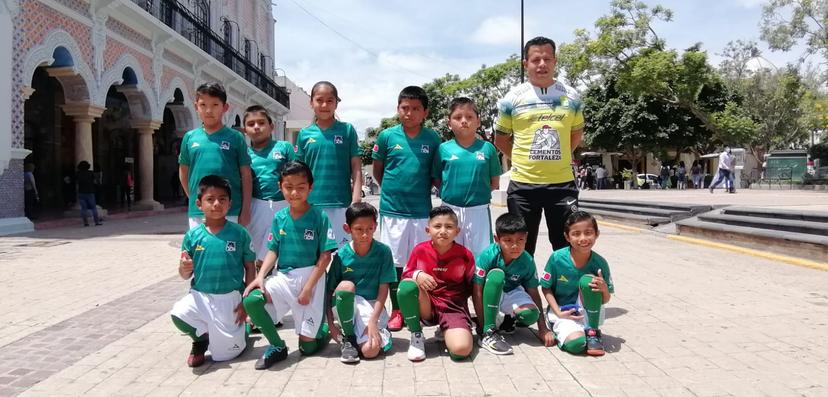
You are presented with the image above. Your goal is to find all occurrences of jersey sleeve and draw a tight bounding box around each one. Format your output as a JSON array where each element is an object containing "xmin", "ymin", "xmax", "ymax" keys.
[
  {"xmin": 318, "ymin": 211, "xmax": 337, "ymax": 252},
  {"xmin": 348, "ymin": 124, "xmax": 361, "ymax": 158},
  {"xmin": 431, "ymin": 145, "xmax": 445, "ymax": 180},
  {"xmin": 326, "ymin": 254, "xmax": 343, "ymax": 292},
  {"xmin": 472, "ymin": 247, "xmax": 494, "ymax": 285},
  {"xmin": 494, "ymin": 95, "xmax": 514, "ymax": 136},
  {"xmin": 486, "ymin": 143, "xmax": 503, "ymax": 177},
  {"xmin": 596, "ymin": 256, "xmax": 614, "ymax": 294},
  {"xmin": 569, "ymin": 90, "xmax": 585, "ymax": 131},
  {"xmin": 401, "ymin": 245, "xmax": 424, "ymax": 279},
  {"xmin": 378, "ymin": 245, "xmax": 398, "ymax": 284},
  {"xmin": 181, "ymin": 229, "xmax": 194, "ymax": 255},
  {"xmin": 178, "ymin": 133, "xmax": 191, "ymax": 165},
  {"xmin": 266, "ymin": 217, "xmax": 281, "ymax": 254},
  {"xmin": 464, "ymin": 249, "xmax": 476, "ymax": 285},
  {"xmin": 522, "ymin": 265, "xmax": 540, "ymax": 289},
  {"xmin": 539, "ymin": 254, "xmax": 557, "ymax": 290},
  {"xmin": 241, "ymin": 228, "xmax": 256, "ymax": 262},
  {"xmin": 295, "ymin": 130, "xmax": 307, "ymax": 162},
  {"xmin": 371, "ymin": 130, "xmax": 387, "ymax": 162},
  {"xmin": 236, "ymin": 132, "xmax": 252, "ymax": 166},
  {"xmin": 281, "ymin": 141, "xmax": 296, "ymax": 162}
]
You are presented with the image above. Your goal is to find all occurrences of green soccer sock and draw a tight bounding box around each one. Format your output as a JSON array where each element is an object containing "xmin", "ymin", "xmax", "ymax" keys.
[
  {"xmin": 482, "ymin": 269, "xmax": 505, "ymax": 332},
  {"xmin": 334, "ymin": 290, "xmax": 356, "ymax": 337},
  {"xmin": 579, "ymin": 275, "xmax": 603, "ymax": 329},
  {"xmin": 299, "ymin": 323, "xmax": 330, "ymax": 356},
  {"xmin": 397, "ymin": 279, "xmax": 422, "ymax": 332},
  {"xmin": 561, "ymin": 336, "xmax": 586, "ymax": 354},
  {"xmin": 171, "ymin": 315, "xmax": 206, "ymax": 342},
  {"xmin": 449, "ymin": 352, "xmax": 469, "ymax": 361},
  {"xmin": 242, "ymin": 290, "xmax": 285, "ymax": 348},
  {"xmin": 515, "ymin": 307, "xmax": 540, "ymax": 326},
  {"xmin": 389, "ymin": 268, "xmax": 403, "ymax": 310}
]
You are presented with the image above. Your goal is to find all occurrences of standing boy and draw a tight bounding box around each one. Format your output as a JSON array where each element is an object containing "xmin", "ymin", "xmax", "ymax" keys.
[
  {"xmin": 170, "ymin": 175, "xmax": 256, "ymax": 367},
  {"xmin": 372, "ymin": 86, "xmax": 442, "ymax": 331},
  {"xmin": 242, "ymin": 161, "xmax": 336, "ymax": 369},
  {"xmin": 179, "ymin": 83, "xmax": 252, "ymax": 229},
  {"xmin": 472, "ymin": 213, "xmax": 554, "ymax": 355},
  {"xmin": 326, "ymin": 202, "xmax": 396, "ymax": 363}
]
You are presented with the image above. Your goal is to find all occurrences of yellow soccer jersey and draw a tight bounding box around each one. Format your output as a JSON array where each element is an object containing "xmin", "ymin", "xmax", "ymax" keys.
[{"xmin": 495, "ymin": 81, "xmax": 584, "ymax": 184}]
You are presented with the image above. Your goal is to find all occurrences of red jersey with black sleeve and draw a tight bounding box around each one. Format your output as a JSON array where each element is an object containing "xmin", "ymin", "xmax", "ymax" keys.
[{"xmin": 402, "ymin": 241, "xmax": 476, "ymax": 304}]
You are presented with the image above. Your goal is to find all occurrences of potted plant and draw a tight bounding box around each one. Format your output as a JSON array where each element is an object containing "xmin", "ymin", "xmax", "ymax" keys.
[{"xmin": 621, "ymin": 169, "xmax": 634, "ymax": 190}]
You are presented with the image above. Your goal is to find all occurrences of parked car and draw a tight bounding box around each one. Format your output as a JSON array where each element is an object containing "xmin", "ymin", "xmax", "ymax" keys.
[{"xmin": 636, "ymin": 173, "xmax": 660, "ymax": 188}]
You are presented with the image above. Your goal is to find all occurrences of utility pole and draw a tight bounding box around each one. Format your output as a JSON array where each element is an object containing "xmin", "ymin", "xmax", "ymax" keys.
[{"xmin": 520, "ymin": 0, "xmax": 525, "ymax": 83}]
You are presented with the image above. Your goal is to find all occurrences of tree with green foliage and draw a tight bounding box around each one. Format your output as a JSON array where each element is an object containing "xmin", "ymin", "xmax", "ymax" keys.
[{"xmin": 760, "ymin": 0, "xmax": 828, "ymax": 64}]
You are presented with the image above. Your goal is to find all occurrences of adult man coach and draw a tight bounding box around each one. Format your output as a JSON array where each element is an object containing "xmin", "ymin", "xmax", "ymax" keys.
[{"xmin": 494, "ymin": 36, "xmax": 583, "ymax": 255}]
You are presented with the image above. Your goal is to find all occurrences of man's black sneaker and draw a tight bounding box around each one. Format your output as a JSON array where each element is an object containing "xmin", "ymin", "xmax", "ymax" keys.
[
  {"xmin": 340, "ymin": 335, "xmax": 360, "ymax": 364},
  {"xmin": 478, "ymin": 328, "xmax": 513, "ymax": 355},
  {"xmin": 585, "ymin": 328, "xmax": 605, "ymax": 356},
  {"xmin": 499, "ymin": 315, "xmax": 516, "ymax": 335},
  {"xmin": 255, "ymin": 345, "xmax": 288, "ymax": 370},
  {"xmin": 187, "ymin": 339, "xmax": 209, "ymax": 367}
]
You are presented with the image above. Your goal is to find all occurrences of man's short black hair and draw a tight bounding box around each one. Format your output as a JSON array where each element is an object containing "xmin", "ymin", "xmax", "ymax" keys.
[
  {"xmin": 398, "ymin": 85, "xmax": 429, "ymax": 110},
  {"xmin": 345, "ymin": 202, "xmax": 378, "ymax": 225},
  {"xmin": 243, "ymin": 104, "xmax": 272, "ymax": 125},
  {"xmin": 197, "ymin": 175, "xmax": 231, "ymax": 200},
  {"xmin": 196, "ymin": 82, "xmax": 227, "ymax": 103},
  {"xmin": 523, "ymin": 36, "xmax": 557, "ymax": 59},
  {"xmin": 495, "ymin": 213, "xmax": 528, "ymax": 236},
  {"xmin": 428, "ymin": 205, "xmax": 458, "ymax": 224},
  {"xmin": 279, "ymin": 160, "xmax": 313, "ymax": 186},
  {"xmin": 564, "ymin": 210, "xmax": 598, "ymax": 234}
]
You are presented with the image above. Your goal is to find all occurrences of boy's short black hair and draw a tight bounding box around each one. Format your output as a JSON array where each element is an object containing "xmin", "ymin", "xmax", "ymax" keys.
[
  {"xmin": 196, "ymin": 82, "xmax": 227, "ymax": 103},
  {"xmin": 448, "ymin": 97, "xmax": 479, "ymax": 117},
  {"xmin": 77, "ymin": 160, "xmax": 91, "ymax": 171},
  {"xmin": 197, "ymin": 175, "xmax": 231, "ymax": 200},
  {"xmin": 398, "ymin": 86, "xmax": 429, "ymax": 110},
  {"xmin": 495, "ymin": 213, "xmax": 528, "ymax": 236},
  {"xmin": 345, "ymin": 202, "xmax": 378, "ymax": 225},
  {"xmin": 279, "ymin": 160, "xmax": 313, "ymax": 185},
  {"xmin": 428, "ymin": 205, "xmax": 458, "ymax": 224},
  {"xmin": 243, "ymin": 104, "xmax": 272, "ymax": 124},
  {"xmin": 523, "ymin": 36, "xmax": 557, "ymax": 58},
  {"xmin": 564, "ymin": 210, "xmax": 598, "ymax": 234}
]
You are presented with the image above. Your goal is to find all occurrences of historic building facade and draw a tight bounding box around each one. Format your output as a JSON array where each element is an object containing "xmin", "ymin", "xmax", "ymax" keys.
[{"xmin": 0, "ymin": 0, "xmax": 290, "ymax": 234}]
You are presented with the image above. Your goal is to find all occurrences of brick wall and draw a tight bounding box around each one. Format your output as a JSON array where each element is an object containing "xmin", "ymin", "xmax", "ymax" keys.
[{"xmin": 0, "ymin": 160, "xmax": 25, "ymax": 218}]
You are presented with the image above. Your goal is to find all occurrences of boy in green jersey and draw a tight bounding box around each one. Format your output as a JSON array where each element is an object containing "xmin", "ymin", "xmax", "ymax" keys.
[
  {"xmin": 433, "ymin": 97, "xmax": 502, "ymax": 257},
  {"xmin": 372, "ymin": 86, "xmax": 442, "ymax": 331},
  {"xmin": 178, "ymin": 83, "xmax": 252, "ymax": 229},
  {"xmin": 243, "ymin": 105, "xmax": 295, "ymax": 267},
  {"xmin": 472, "ymin": 213, "xmax": 553, "ymax": 356},
  {"xmin": 170, "ymin": 175, "xmax": 257, "ymax": 367},
  {"xmin": 242, "ymin": 161, "xmax": 337, "ymax": 370},
  {"xmin": 297, "ymin": 82, "xmax": 363, "ymax": 248},
  {"xmin": 541, "ymin": 211, "xmax": 614, "ymax": 356},
  {"xmin": 325, "ymin": 202, "xmax": 396, "ymax": 363}
]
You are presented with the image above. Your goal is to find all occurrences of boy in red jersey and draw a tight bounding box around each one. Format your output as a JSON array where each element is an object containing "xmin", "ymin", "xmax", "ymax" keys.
[{"xmin": 396, "ymin": 206, "xmax": 476, "ymax": 362}]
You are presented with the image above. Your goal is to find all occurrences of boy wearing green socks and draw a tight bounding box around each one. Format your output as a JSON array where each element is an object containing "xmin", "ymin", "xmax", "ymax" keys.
[
  {"xmin": 242, "ymin": 161, "xmax": 337, "ymax": 370},
  {"xmin": 541, "ymin": 211, "xmax": 614, "ymax": 356},
  {"xmin": 472, "ymin": 214, "xmax": 554, "ymax": 355},
  {"xmin": 325, "ymin": 202, "xmax": 396, "ymax": 363}
]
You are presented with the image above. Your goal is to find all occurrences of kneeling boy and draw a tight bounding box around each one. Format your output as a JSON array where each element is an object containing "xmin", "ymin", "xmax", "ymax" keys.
[
  {"xmin": 397, "ymin": 206, "xmax": 476, "ymax": 362},
  {"xmin": 242, "ymin": 161, "xmax": 336, "ymax": 369},
  {"xmin": 541, "ymin": 211, "xmax": 614, "ymax": 356},
  {"xmin": 171, "ymin": 175, "xmax": 256, "ymax": 367},
  {"xmin": 326, "ymin": 202, "xmax": 396, "ymax": 363},
  {"xmin": 472, "ymin": 213, "xmax": 554, "ymax": 355}
]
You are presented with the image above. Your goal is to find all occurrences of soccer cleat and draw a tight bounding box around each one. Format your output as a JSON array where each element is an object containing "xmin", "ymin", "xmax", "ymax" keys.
[
  {"xmin": 255, "ymin": 345, "xmax": 288, "ymax": 370},
  {"xmin": 387, "ymin": 309, "xmax": 403, "ymax": 331},
  {"xmin": 478, "ymin": 329, "xmax": 513, "ymax": 355},
  {"xmin": 339, "ymin": 335, "xmax": 360, "ymax": 364},
  {"xmin": 187, "ymin": 339, "xmax": 209, "ymax": 367},
  {"xmin": 499, "ymin": 315, "xmax": 516, "ymax": 335},
  {"xmin": 407, "ymin": 332, "xmax": 426, "ymax": 361},
  {"xmin": 585, "ymin": 328, "xmax": 605, "ymax": 356}
]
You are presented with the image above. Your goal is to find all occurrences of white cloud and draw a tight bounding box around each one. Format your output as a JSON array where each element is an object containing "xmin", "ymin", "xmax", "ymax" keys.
[{"xmin": 471, "ymin": 16, "xmax": 522, "ymax": 45}]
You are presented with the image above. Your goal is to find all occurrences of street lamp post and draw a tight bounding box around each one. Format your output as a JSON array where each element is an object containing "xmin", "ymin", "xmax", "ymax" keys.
[{"xmin": 520, "ymin": 0, "xmax": 525, "ymax": 83}]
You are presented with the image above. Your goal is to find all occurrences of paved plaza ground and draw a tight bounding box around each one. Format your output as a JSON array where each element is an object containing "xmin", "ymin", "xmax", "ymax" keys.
[{"xmin": 1, "ymin": 192, "xmax": 827, "ymax": 396}]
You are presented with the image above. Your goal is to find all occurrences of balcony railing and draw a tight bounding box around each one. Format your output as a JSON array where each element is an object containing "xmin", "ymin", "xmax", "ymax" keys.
[{"xmin": 132, "ymin": 0, "xmax": 290, "ymax": 109}]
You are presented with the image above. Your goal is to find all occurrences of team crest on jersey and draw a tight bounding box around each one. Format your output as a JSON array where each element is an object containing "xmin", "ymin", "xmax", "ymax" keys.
[
  {"xmin": 327, "ymin": 228, "xmax": 335, "ymax": 240},
  {"xmin": 393, "ymin": 144, "xmax": 403, "ymax": 150},
  {"xmin": 529, "ymin": 125, "xmax": 561, "ymax": 161},
  {"xmin": 475, "ymin": 268, "xmax": 486, "ymax": 277},
  {"xmin": 273, "ymin": 151, "xmax": 284, "ymax": 160},
  {"xmin": 509, "ymin": 274, "xmax": 521, "ymax": 282},
  {"xmin": 420, "ymin": 144, "xmax": 430, "ymax": 154},
  {"xmin": 542, "ymin": 272, "xmax": 552, "ymax": 281},
  {"xmin": 304, "ymin": 229, "xmax": 315, "ymax": 240},
  {"xmin": 334, "ymin": 135, "xmax": 343, "ymax": 144},
  {"xmin": 226, "ymin": 241, "xmax": 236, "ymax": 252},
  {"xmin": 475, "ymin": 151, "xmax": 485, "ymax": 161},
  {"xmin": 220, "ymin": 141, "xmax": 231, "ymax": 150}
]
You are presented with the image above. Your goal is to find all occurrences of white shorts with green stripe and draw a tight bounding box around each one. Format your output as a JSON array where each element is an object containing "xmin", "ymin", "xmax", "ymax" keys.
[
  {"xmin": 443, "ymin": 203, "xmax": 493, "ymax": 257},
  {"xmin": 170, "ymin": 290, "xmax": 246, "ymax": 361},
  {"xmin": 249, "ymin": 198, "xmax": 288, "ymax": 261},
  {"xmin": 333, "ymin": 295, "xmax": 393, "ymax": 350},
  {"xmin": 323, "ymin": 207, "xmax": 351, "ymax": 248},
  {"xmin": 380, "ymin": 216, "xmax": 429, "ymax": 268},
  {"xmin": 262, "ymin": 266, "xmax": 326, "ymax": 338}
]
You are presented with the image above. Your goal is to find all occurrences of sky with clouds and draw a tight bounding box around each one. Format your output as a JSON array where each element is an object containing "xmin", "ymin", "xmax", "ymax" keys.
[{"xmin": 272, "ymin": 0, "xmax": 805, "ymax": 134}]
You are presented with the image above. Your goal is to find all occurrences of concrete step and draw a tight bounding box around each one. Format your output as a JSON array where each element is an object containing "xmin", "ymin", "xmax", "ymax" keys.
[
  {"xmin": 579, "ymin": 198, "xmax": 713, "ymax": 214},
  {"xmin": 697, "ymin": 213, "xmax": 828, "ymax": 236},
  {"xmin": 582, "ymin": 208, "xmax": 672, "ymax": 227},
  {"xmin": 579, "ymin": 202, "xmax": 690, "ymax": 221},
  {"xmin": 722, "ymin": 207, "xmax": 828, "ymax": 223}
]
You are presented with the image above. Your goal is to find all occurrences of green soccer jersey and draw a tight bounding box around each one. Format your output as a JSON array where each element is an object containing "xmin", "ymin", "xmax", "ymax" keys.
[
  {"xmin": 296, "ymin": 121, "xmax": 360, "ymax": 208},
  {"xmin": 327, "ymin": 240, "xmax": 397, "ymax": 301},
  {"xmin": 182, "ymin": 222, "xmax": 255, "ymax": 294},
  {"xmin": 540, "ymin": 247, "xmax": 614, "ymax": 306},
  {"xmin": 249, "ymin": 140, "xmax": 295, "ymax": 201},
  {"xmin": 433, "ymin": 139, "xmax": 502, "ymax": 207},
  {"xmin": 178, "ymin": 126, "xmax": 252, "ymax": 217},
  {"xmin": 473, "ymin": 243, "xmax": 539, "ymax": 292},
  {"xmin": 371, "ymin": 124, "xmax": 442, "ymax": 218},
  {"xmin": 267, "ymin": 206, "xmax": 337, "ymax": 273}
]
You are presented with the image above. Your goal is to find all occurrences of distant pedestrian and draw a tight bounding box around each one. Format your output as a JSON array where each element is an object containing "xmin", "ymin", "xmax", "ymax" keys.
[
  {"xmin": 76, "ymin": 161, "xmax": 102, "ymax": 226},
  {"xmin": 595, "ymin": 165, "xmax": 608, "ymax": 190},
  {"xmin": 676, "ymin": 161, "xmax": 687, "ymax": 190},
  {"xmin": 660, "ymin": 165, "xmax": 670, "ymax": 189},
  {"xmin": 709, "ymin": 146, "xmax": 734, "ymax": 194},
  {"xmin": 24, "ymin": 163, "xmax": 39, "ymax": 220},
  {"xmin": 121, "ymin": 165, "xmax": 134, "ymax": 211},
  {"xmin": 691, "ymin": 161, "xmax": 703, "ymax": 189}
]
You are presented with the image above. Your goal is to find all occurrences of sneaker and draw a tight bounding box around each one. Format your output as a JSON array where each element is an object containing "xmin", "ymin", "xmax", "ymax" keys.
[
  {"xmin": 255, "ymin": 345, "xmax": 288, "ymax": 370},
  {"xmin": 499, "ymin": 315, "xmax": 516, "ymax": 335},
  {"xmin": 387, "ymin": 309, "xmax": 403, "ymax": 332},
  {"xmin": 433, "ymin": 327, "xmax": 444, "ymax": 342},
  {"xmin": 585, "ymin": 328, "xmax": 605, "ymax": 356},
  {"xmin": 187, "ymin": 339, "xmax": 209, "ymax": 367},
  {"xmin": 407, "ymin": 332, "xmax": 426, "ymax": 361},
  {"xmin": 478, "ymin": 329, "xmax": 513, "ymax": 355},
  {"xmin": 340, "ymin": 335, "xmax": 360, "ymax": 364}
]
